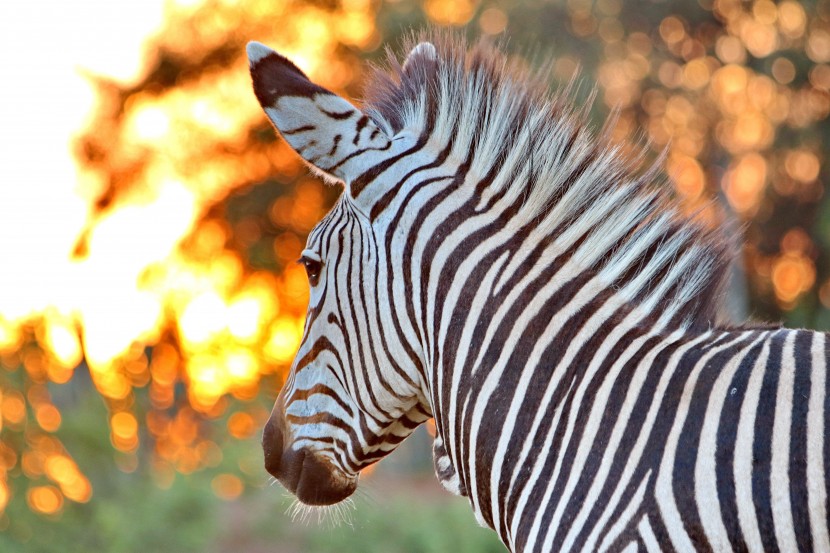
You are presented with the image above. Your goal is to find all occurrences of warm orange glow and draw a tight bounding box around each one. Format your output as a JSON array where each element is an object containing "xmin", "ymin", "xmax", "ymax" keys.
[
  {"xmin": 35, "ymin": 405, "xmax": 62, "ymax": 433},
  {"xmin": 741, "ymin": 21, "xmax": 778, "ymax": 58},
  {"xmin": 659, "ymin": 16, "xmax": 686, "ymax": 45},
  {"xmin": 22, "ymin": 450, "xmax": 45, "ymax": 479},
  {"xmin": 179, "ymin": 292, "xmax": 227, "ymax": 346},
  {"xmin": 784, "ymin": 150, "xmax": 821, "ymax": 183},
  {"xmin": 265, "ymin": 317, "xmax": 304, "ymax": 364},
  {"xmin": 716, "ymin": 36, "xmax": 747, "ymax": 64},
  {"xmin": 0, "ymin": 0, "xmax": 371, "ymax": 510},
  {"xmin": 424, "ymin": 0, "xmax": 477, "ymax": 26},
  {"xmin": 808, "ymin": 29, "xmax": 830, "ymax": 63},
  {"xmin": 44, "ymin": 455, "xmax": 92, "ymax": 503},
  {"xmin": 1, "ymin": 392, "xmax": 26, "ymax": 426},
  {"xmin": 810, "ymin": 64, "xmax": 830, "ymax": 90},
  {"xmin": 722, "ymin": 153, "xmax": 768, "ymax": 215},
  {"xmin": 211, "ymin": 473, "xmax": 244, "ymax": 500},
  {"xmin": 772, "ymin": 252, "xmax": 816, "ymax": 304},
  {"xmin": 27, "ymin": 485, "xmax": 63, "ymax": 515},
  {"xmin": 778, "ymin": 2, "xmax": 805, "ymax": 35},
  {"xmin": 683, "ymin": 59, "xmax": 711, "ymax": 90},
  {"xmin": 0, "ymin": 0, "xmax": 827, "ymax": 523},
  {"xmin": 781, "ymin": 228, "xmax": 813, "ymax": 254},
  {"xmin": 0, "ymin": 479, "xmax": 8, "ymax": 513},
  {"xmin": 111, "ymin": 412, "xmax": 140, "ymax": 452},
  {"xmin": 228, "ymin": 412, "xmax": 256, "ymax": 439},
  {"xmin": 731, "ymin": 112, "xmax": 774, "ymax": 152},
  {"xmin": 668, "ymin": 154, "xmax": 706, "ymax": 201},
  {"xmin": 41, "ymin": 319, "xmax": 83, "ymax": 373},
  {"xmin": 480, "ymin": 8, "xmax": 508, "ymax": 35},
  {"xmin": 0, "ymin": 442, "xmax": 19, "ymax": 471}
]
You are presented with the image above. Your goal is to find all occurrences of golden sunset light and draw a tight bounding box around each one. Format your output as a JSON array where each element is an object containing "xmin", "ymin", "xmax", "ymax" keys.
[{"xmin": 1, "ymin": 0, "xmax": 830, "ymax": 550}]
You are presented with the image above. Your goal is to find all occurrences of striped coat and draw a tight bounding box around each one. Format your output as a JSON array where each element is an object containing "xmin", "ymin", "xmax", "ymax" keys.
[{"xmin": 247, "ymin": 34, "xmax": 830, "ymax": 552}]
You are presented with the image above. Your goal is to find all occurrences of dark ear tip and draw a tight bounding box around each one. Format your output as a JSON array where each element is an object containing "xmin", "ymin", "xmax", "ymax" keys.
[
  {"xmin": 247, "ymin": 42, "xmax": 311, "ymax": 81},
  {"xmin": 248, "ymin": 43, "xmax": 328, "ymax": 106}
]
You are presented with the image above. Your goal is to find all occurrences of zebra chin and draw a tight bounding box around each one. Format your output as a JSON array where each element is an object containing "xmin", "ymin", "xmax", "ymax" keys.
[{"xmin": 263, "ymin": 418, "xmax": 357, "ymax": 506}]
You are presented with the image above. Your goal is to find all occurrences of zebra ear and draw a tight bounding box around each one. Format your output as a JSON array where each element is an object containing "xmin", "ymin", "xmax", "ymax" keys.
[
  {"xmin": 403, "ymin": 42, "xmax": 437, "ymax": 73},
  {"xmin": 247, "ymin": 42, "xmax": 391, "ymax": 185}
]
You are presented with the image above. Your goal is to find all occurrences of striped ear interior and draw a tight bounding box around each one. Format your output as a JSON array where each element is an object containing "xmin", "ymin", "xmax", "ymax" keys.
[{"xmin": 247, "ymin": 41, "xmax": 391, "ymax": 185}]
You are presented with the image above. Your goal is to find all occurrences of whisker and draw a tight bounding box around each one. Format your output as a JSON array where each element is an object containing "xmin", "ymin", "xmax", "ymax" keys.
[{"xmin": 284, "ymin": 497, "xmax": 357, "ymax": 528}]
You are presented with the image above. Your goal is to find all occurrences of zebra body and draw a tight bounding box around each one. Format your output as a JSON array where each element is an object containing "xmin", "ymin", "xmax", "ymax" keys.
[{"xmin": 247, "ymin": 35, "xmax": 830, "ymax": 551}]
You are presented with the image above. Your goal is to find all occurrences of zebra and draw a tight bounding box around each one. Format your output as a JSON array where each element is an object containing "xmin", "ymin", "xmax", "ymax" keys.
[{"xmin": 247, "ymin": 34, "xmax": 830, "ymax": 552}]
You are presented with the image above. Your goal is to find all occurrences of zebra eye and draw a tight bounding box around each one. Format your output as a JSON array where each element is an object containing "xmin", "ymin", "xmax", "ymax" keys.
[{"xmin": 299, "ymin": 255, "xmax": 323, "ymax": 285}]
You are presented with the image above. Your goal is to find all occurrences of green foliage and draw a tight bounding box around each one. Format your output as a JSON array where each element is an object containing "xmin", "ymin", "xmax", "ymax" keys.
[
  {"xmin": 302, "ymin": 500, "xmax": 505, "ymax": 553},
  {"xmin": 0, "ymin": 383, "xmax": 216, "ymax": 553},
  {"xmin": 224, "ymin": 486, "xmax": 506, "ymax": 553},
  {"xmin": 0, "ymin": 381, "xmax": 501, "ymax": 552}
]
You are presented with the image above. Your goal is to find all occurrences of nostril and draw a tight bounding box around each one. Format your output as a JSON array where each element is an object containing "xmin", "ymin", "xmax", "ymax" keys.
[{"xmin": 262, "ymin": 418, "xmax": 284, "ymax": 477}]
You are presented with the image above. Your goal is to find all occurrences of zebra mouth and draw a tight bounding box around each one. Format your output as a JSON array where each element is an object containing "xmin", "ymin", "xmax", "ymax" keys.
[
  {"xmin": 275, "ymin": 447, "xmax": 357, "ymax": 506},
  {"xmin": 262, "ymin": 408, "xmax": 357, "ymax": 505}
]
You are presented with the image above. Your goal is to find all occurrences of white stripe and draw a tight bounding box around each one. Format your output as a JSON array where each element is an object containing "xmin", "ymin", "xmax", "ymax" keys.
[
  {"xmin": 638, "ymin": 515, "xmax": 661, "ymax": 553},
  {"xmin": 506, "ymin": 378, "xmax": 574, "ymax": 551},
  {"xmin": 526, "ymin": 310, "xmax": 657, "ymax": 550},
  {"xmin": 425, "ymin": 172, "xmax": 533, "ymax": 462},
  {"xmin": 807, "ymin": 332, "xmax": 830, "ymax": 551},
  {"xmin": 619, "ymin": 541, "xmax": 638, "ymax": 553},
  {"xmin": 770, "ymin": 331, "xmax": 798, "ymax": 551},
  {"xmin": 579, "ymin": 333, "xmax": 711, "ymax": 552},
  {"xmin": 473, "ymin": 270, "xmax": 610, "ymax": 534},
  {"xmin": 733, "ymin": 333, "xmax": 772, "ymax": 553},
  {"xmin": 452, "ymin": 250, "xmax": 554, "ymax": 489},
  {"xmin": 597, "ymin": 470, "xmax": 652, "ymax": 552},
  {"xmin": 654, "ymin": 331, "xmax": 752, "ymax": 553},
  {"xmin": 487, "ymin": 273, "xmax": 626, "ymax": 541},
  {"xmin": 567, "ymin": 333, "xmax": 685, "ymax": 552},
  {"xmin": 694, "ymin": 332, "xmax": 768, "ymax": 552}
]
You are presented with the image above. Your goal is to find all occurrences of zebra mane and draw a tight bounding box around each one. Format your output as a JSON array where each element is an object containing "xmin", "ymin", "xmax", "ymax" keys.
[{"xmin": 362, "ymin": 32, "xmax": 733, "ymax": 329}]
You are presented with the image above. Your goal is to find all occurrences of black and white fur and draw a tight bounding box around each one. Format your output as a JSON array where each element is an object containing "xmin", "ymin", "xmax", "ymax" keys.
[{"xmin": 249, "ymin": 34, "xmax": 829, "ymax": 552}]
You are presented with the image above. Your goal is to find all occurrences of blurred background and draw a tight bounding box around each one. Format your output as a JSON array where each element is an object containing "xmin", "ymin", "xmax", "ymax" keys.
[{"xmin": 1, "ymin": 0, "xmax": 830, "ymax": 551}]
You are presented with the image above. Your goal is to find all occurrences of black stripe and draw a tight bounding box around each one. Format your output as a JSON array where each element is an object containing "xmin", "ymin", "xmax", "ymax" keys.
[
  {"xmin": 570, "ymin": 337, "xmax": 683, "ymax": 548},
  {"xmin": 646, "ymin": 502, "xmax": 678, "ymax": 553},
  {"xmin": 319, "ymin": 108, "xmax": 353, "ymax": 120},
  {"xmin": 323, "ymin": 140, "xmax": 392, "ymax": 174},
  {"xmin": 790, "ymin": 331, "xmax": 813, "ymax": 552},
  {"xmin": 824, "ymin": 334, "xmax": 830, "ymax": 544},
  {"xmin": 547, "ymin": 334, "xmax": 665, "ymax": 550},
  {"xmin": 353, "ymin": 115, "xmax": 369, "ymax": 145},
  {"xmin": 715, "ymin": 334, "xmax": 765, "ymax": 552},
  {"xmin": 351, "ymin": 138, "xmax": 430, "ymax": 197},
  {"xmin": 674, "ymin": 333, "xmax": 758, "ymax": 551},
  {"xmin": 282, "ymin": 125, "xmax": 316, "ymax": 135},
  {"xmin": 370, "ymin": 139, "xmax": 455, "ymax": 220},
  {"xmin": 327, "ymin": 134, "xmax": 341, "ymax": 156},
  {"xmin": 334, "ymin": 216, "xmax": 391, "ymax": 419},
  {"xmin": 288, "ymin": 383, "xmax": 356, "ymax": 419},
  {"xmin": 752, "ymin": 330, "xmax": 785, "ymax": 553}
]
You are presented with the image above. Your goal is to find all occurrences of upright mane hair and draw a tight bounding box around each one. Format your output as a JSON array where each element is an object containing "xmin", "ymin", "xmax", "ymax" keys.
[{"xmin": 361, "ymin": 32, "xmax": 733, "ymax": 330}]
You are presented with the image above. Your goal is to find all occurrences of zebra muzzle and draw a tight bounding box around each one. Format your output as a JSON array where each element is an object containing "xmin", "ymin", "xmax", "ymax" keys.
[{"xmin": 262, "ymin": 413, "xmax": 357, "ymax": 506}]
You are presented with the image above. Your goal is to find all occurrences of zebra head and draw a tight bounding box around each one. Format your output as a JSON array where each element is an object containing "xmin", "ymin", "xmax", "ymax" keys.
[{"xmin": 247, "ymin": 42, "xmax": 436, "ymax": 506}]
